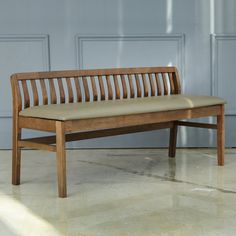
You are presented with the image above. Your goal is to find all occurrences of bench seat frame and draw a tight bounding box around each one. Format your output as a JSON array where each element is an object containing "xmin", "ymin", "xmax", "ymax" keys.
[{"xmin": 11, "ymin": 67, "xmax": 225, "ymax": 198}]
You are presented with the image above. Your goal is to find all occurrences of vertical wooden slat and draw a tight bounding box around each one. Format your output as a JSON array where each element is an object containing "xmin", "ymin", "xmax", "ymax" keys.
[
  {"xmin": 173, "ymin": 68, "xmax": 181, "ymax": 94},
  {"xmin": 148, "ymin": 74, "xmax": 155, "ymax": 96},
  {"xmin": 82, "ymin": 76, "xmax": 90, "ymax": 102},
  {"xmin": 16, "ymin": 81, "xmax": 22, "ymax": 111},
  {"xmin": 121, "ymin": 75, "xmax": 128, "ymax": 99},
  {"xmin": 168, "ymin": 73, "xmax": 175, "ymax": 94},
  {"xmin": 40, "ymin": 79, "xmax": 48, "ymax": 105},
  {"xmin": 106, "ymin": 75, "xmax": 113, "ymax": 100},
  {"xmin": 128, "ymin": 74, "xmax": 135, "ymax": 98},
  {"xmin": 66, "ymin": 78, "xmax": 74, "ymax": 103},
  {"xmin": 22, "ymin": 80, "xmax": 30, "ymax": 108},
  {"xmin": 98, "ymin": 75, "xmax": 106, "ymax": 100},
  {"xmin": 30, "ymin": 80, "xmax": 39, "ymax": 106},
  {"xmin": 142, "ymin": 74, "xmax": 149, "ymax": 97},
  {"xmin": 57, "ymin": 78, "xmax": 65, "ymax": 103},
  {"xmin": 74, "ymin": 77, "xmax": 82, "ymax": 102},
  {"xmin": 135, "ymin": 74, "xmax": 142, "ymax": 97},
  {"xmin": 113, "ymin": 75, "xmax": 120, "ymax": 99},
  {"xmin": 91, "ymin": 76, "xmax": 98, "ymax": 101},
  {"xmin": 49, "ymin": 79, "xmax": 57, "ymax": 104},
  {"xmin": 155, "ymin": 73, "xmax": 162, "ymax": 95},
  {"xmin": 161, "ymin": 73, "xmax": 168, "ymax": 95}
]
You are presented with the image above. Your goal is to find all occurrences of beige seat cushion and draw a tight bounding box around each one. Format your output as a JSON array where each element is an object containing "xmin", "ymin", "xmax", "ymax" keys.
[{"xmin": 20, "ymin": 95, "xmax": 225, "ymax": 121}]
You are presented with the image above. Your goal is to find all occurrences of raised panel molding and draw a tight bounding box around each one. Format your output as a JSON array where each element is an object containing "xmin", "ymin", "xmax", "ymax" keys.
[
  {"xmin": 211, "ymin": 34, "xmax": 236, "ymax": 115},
  {"xmin": 0, "ymin": 35, "xmax": 50, "ymax": 117},
  {"xmin": 75, "ymin": 34, "xmax": 185, "ymax": 80}
]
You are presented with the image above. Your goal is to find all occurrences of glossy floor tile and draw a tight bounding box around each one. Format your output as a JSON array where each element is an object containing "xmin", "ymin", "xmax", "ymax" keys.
[{"xmin": 0, "ymin": 148, "xmax": 236, "ymax": 236}]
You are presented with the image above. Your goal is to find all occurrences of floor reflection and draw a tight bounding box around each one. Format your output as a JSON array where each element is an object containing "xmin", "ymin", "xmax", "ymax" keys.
[{"xmin": 0, "ymin": 149, "xmax": 236, "ymax": 236}]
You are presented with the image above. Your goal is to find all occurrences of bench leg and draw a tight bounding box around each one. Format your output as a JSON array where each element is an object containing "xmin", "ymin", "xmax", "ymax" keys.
[
  {"xmin": 56, "ymin": 121, "xmax": 67, "ymax": 198},
  {"xmin": 217, "ymin": 105, "xmax": 225, "ymax": 166},
  {"xmin": 12, "ymin": 120, "xmax": 21, "ymax": 185},
  {"xmin": 168, "ymin": 121, "xmax": 178, "ymax": 158}
]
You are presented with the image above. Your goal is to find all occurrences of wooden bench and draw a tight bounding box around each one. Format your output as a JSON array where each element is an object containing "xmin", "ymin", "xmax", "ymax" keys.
[{"xmin": 11, "ymin": 67, "xmax": 225, "ymax": 198}]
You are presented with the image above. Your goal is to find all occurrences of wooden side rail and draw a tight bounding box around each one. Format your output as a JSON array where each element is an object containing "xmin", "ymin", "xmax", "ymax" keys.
[
  {"xmin": 18, "ymin": 119, "xmax": 220, "ymax": 153},
  {"xmin": 10, "ymin": 66, "xmax": 225, "ymax": 198},
  {"xmin": 176, "ymin": 121, "xmax": 217, "ymax": 129},
  {"xmin": 18, "ymin": 122, "xmax": 174, "ymax": 146},
  {"xmin": 18, "ymin": 122, "xmax": 174, "ymax": 152}
]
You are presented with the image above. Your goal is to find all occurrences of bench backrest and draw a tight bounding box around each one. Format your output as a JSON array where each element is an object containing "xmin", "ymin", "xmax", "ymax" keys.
[{"xmin": 11, "ymin": 67, "xmax": 181, "ymax": 112}]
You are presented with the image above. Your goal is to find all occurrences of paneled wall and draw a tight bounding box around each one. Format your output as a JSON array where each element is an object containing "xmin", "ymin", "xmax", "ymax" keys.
[{"xmin": 0, "ymin": 0, "xmax": 235, "ymax": 148}]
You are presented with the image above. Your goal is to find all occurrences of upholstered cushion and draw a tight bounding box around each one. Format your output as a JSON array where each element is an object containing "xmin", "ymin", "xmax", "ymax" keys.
[{"xmin": 20, "ymin": 95, "xmax": 225, "ymax": 121}]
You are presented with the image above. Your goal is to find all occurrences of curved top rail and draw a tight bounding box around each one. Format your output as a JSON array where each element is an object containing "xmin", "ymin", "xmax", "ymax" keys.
[
  {"xmin": 11, "ymin": 66, "xmax": 181, "ymax": 112},
  {"xmin": 11, "ymin": 67, "xmax": 178, "ymax": 80}
]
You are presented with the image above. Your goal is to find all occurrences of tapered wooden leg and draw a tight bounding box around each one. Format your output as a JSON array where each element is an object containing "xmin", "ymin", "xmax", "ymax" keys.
[
  {"xmin": 217, "ymin": 105, "xmax": 225, "ymax": 166},
  {"xmin": 12, "ymin": 119, "xmax": 21, "ymax": 185},
  {"xmin": 56, "ymin": 121, "xmax": 67, "ymax": 198},
  {"xmin": 168, "ymin": 121, "xmax": 178, "ymax": 158}
]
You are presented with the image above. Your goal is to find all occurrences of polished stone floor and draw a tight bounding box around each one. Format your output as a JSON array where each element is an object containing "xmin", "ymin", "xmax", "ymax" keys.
[{"xmin": 0, "ymin": 148, "xmax": 236, "ymax": 236}]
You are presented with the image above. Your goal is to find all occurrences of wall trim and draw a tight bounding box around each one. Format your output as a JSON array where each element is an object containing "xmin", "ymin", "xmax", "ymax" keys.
[
  {"xmin": 0, "ymin": 34, "xmax": 50, "ymax": 117},
  {"xmin": 211, "ymin": 34, "xmax": 236, "ymax": 115},
  {"xmin": 75, "ymin": 34, "xmax": 185, "ymax": 80}
]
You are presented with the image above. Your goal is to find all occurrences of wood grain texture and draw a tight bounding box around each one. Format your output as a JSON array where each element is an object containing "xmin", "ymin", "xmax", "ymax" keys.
[
  {"xmin": 11, "ymin": 67, "xmax": 182, "ymax": 110},
  {"xmin": 30, "ymin": 80, "xmax": 39, "ymax": 106},
  {"xmin": 16, "ymin": 81, "xmax": 22, "ymax": 111},
  {"xmin": 155, "ymin": 73, "xmax": 162, "ymax": 95},
  {"xmin": 40, "ymin": 79, "xmax": 48, "ymax": 105},
  {"xmin": 22, "ymin": 80, "xmax": 30, "ymax": 108},
  {"xmin": 121, "ymin": 75, "xmax": 128, "ymax": 98},
  {"xmin": 148, "ymin": 74, "xmax": 155, "ymax": 96},
  {"xmin": 57, "ymin": 78, "xmax": 65, "ymax": 103},
  {"xmin": 18, "ymin": 140, "xmax": 56, "ymax": 152},
  {"xmin": 114, "ymin": 75, "xmax": 120, "ymax": 99},
  {"xmin": 56, "ymin": 121, "xmax": 67, "ymax": 198},
  {"xmin": 168, "ymin": 121, "xmax": 178, "ymax": 157},
  {"xmin": 65, "ymin": 106, "xmax": 221, "ymax": 133},
  {"xmin": 75, "ymin": 77, "xmax": 82, "ymax": 102},
  {"xmin": 66, "ymin": 78, "xmax": 74, "ymax": 103},
  {"xmin": 91, "ymin": 76, "xmax": 98, "ymax": 101},
  {"xmin": 128, "ymin": 74, "xmax": 135, "ymax": 98},
  {"xmin": 161, "ymin": 73, "xmax": 168, "ymax": 95},
  {"xmin": 173, "ymin": 68, "xmax": 181, "ymax": 94},
  {"xmin": 177, "ymin": 121, "xmax": 217, "ymax": 129},
  {"xmin": 10, "ymin": 66, "xmax": 224, "ymax": 198},
  {"xmin": 12, "ymin": 113, "xmax": 21, "ymax": 185},
  {"xmin": 19, "ymin": 117, "xmax": 56, "ymax": 132},
  {"xmin": 19, "ymin": 122, "xmax": 174, "ymax": 145},
  {"xmin": 98, "ymin": 75, "xmax": 106, "ymax": 100},
  {"xmin": 135, "ymin": 74, "xmax": 142, "ymax": 97},
  {"xmin": 217, "ymin": 105, "xmax": 225, "ymax": 166},
  {"xmin": 106, "ymin": 75, "xmax": 113, "ymax": 100},
  {"xmin": 142, "ymin": 74, "xmax": 149, "ymax": 97},
  {"xmin": 12, "ymin": 67, "xmax": 178, "ymax": 80},
  {"xmin": 82, "ymin": 76, "xmax": 90, "ymax": 102},
  {"xmin": 168, "ymin": 73, "xmax": 175, "ymax": 94},
  {"xmin": 49, "ymin": 79, "xmax": 57, "ymax": 104},
  {"xmin": 11, "ymin": 75, "xmax": 22, "ymax": 185}
]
